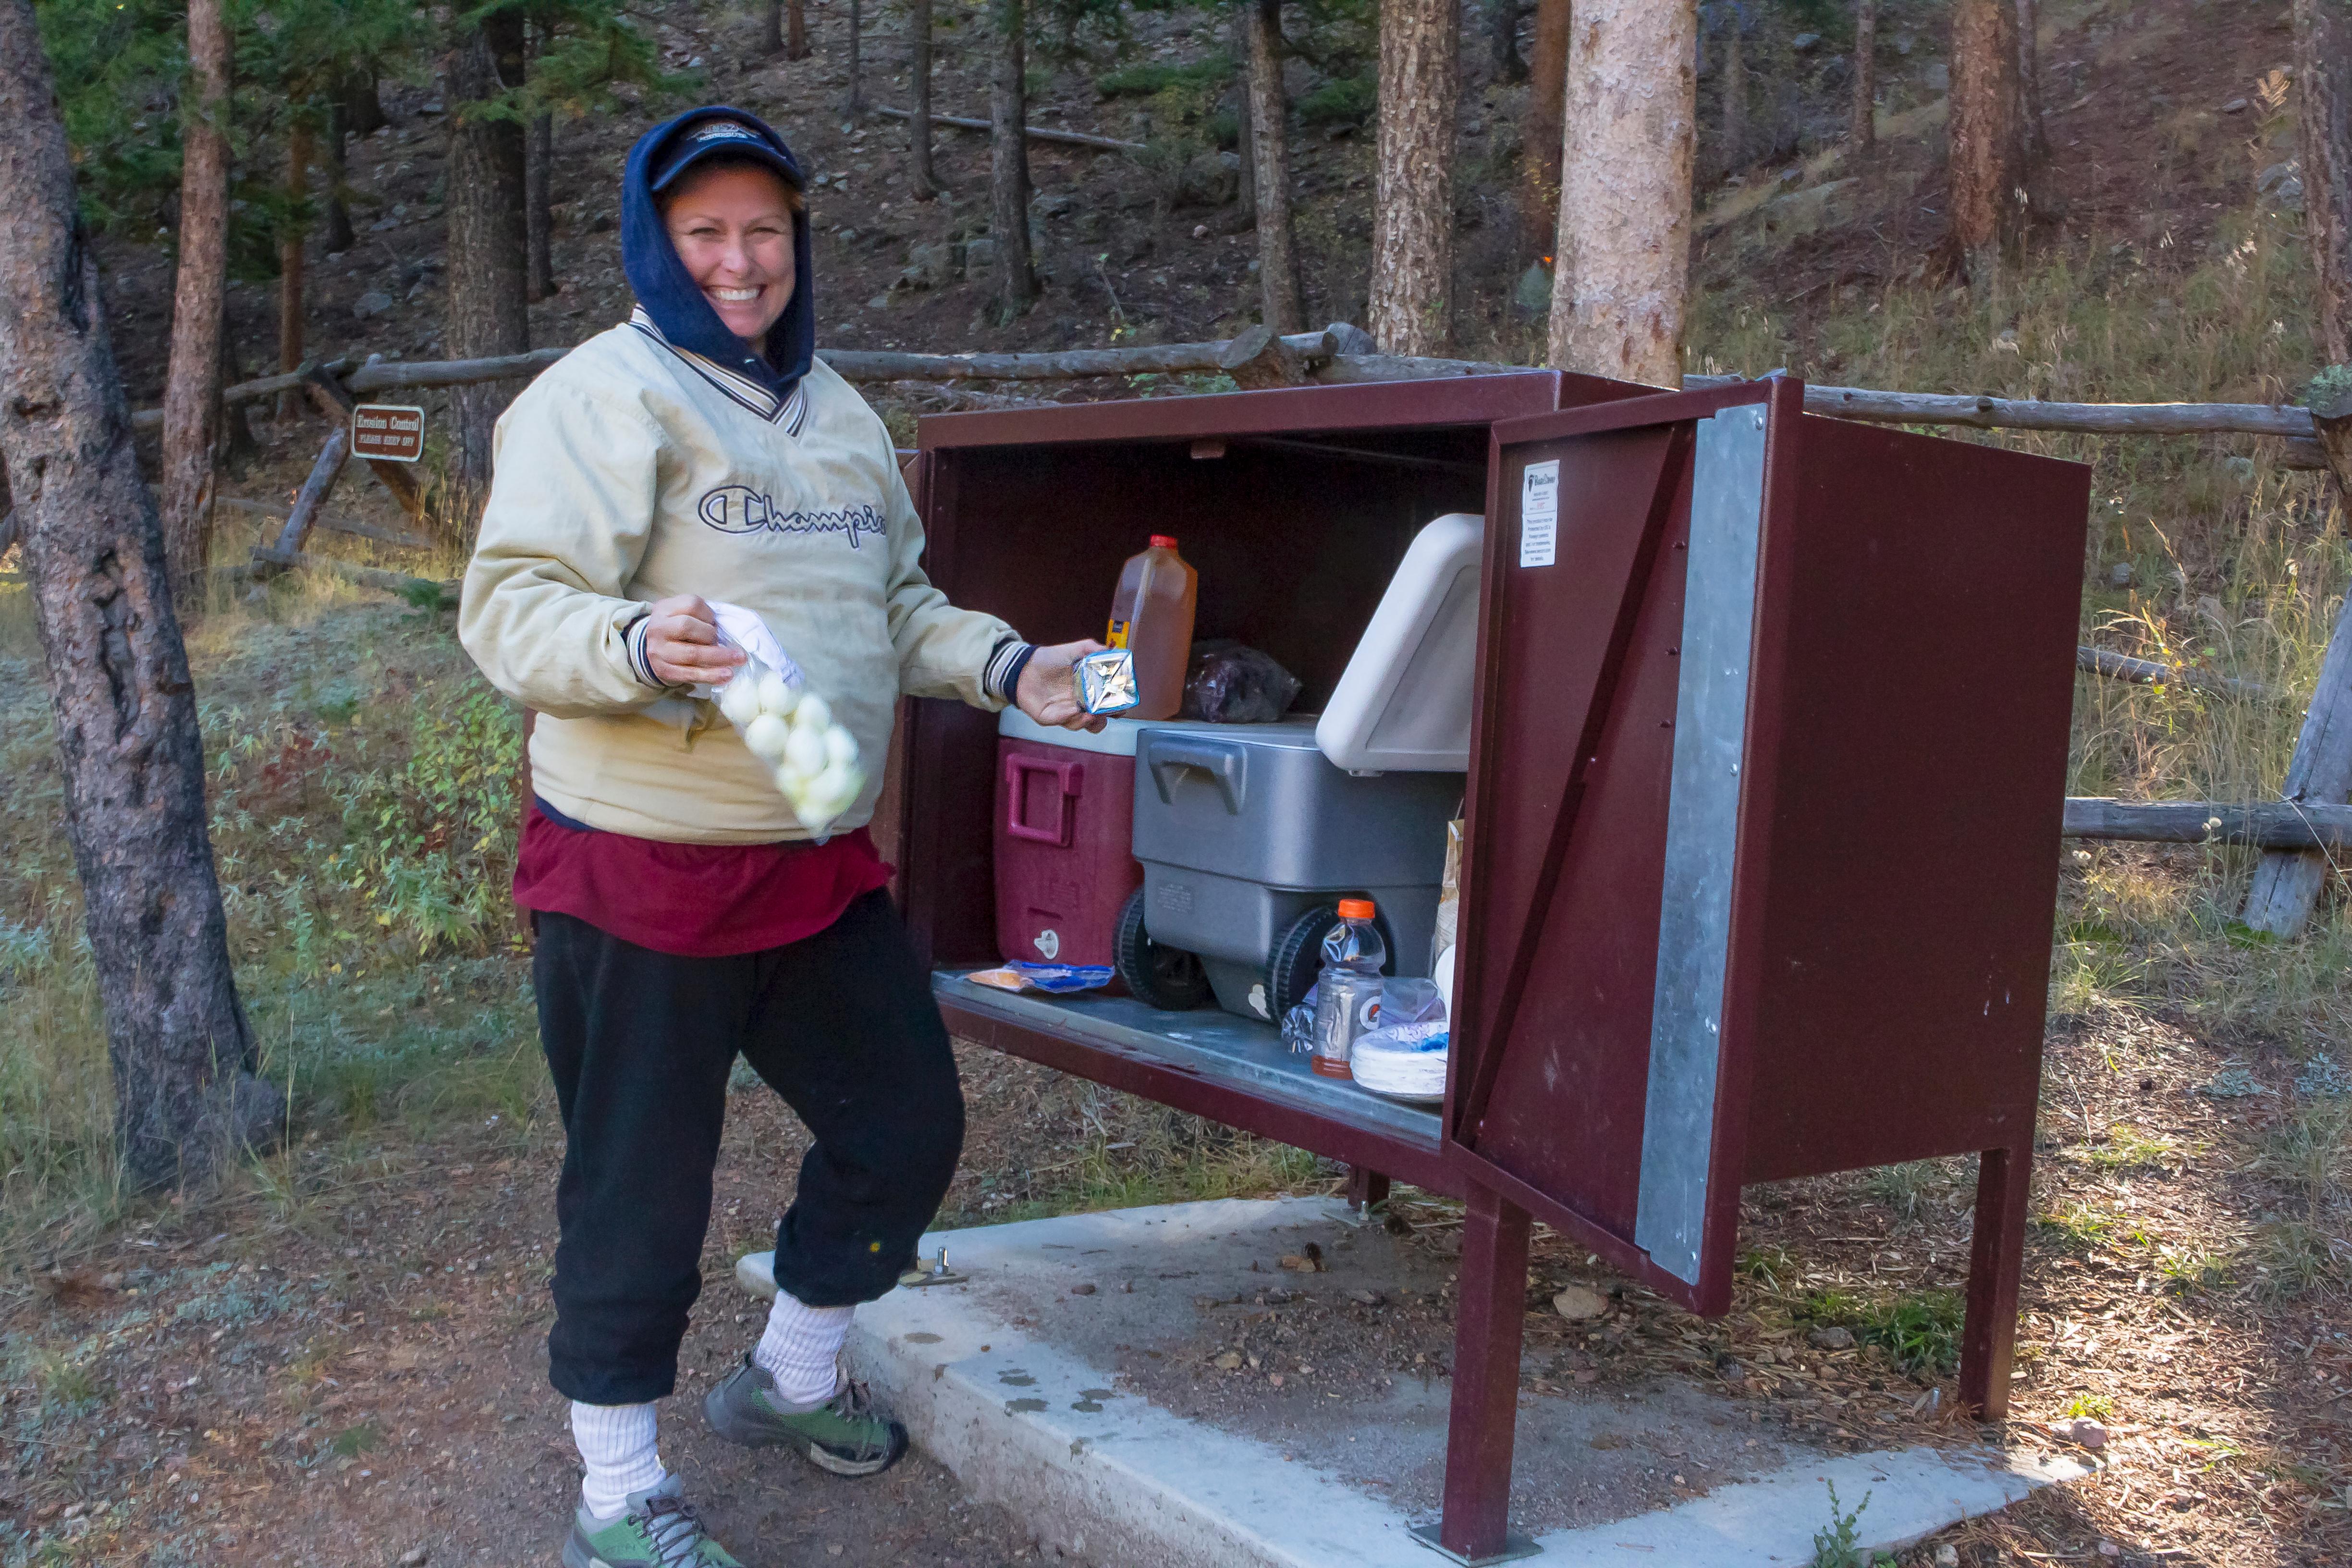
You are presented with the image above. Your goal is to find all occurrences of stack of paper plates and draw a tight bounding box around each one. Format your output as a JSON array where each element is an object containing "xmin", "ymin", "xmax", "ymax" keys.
[{"xmin": 1351, "ymin": 1023, "xmax": 1448, "ymax": 1102}]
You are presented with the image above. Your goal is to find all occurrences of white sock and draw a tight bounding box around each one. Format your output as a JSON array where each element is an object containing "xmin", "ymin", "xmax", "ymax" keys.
[
  {"xmin": 753, "ymin": 1292, "xmax": 855, "ymax": 1408},
  {"xmin": 570, "ymin": 1401, "xmax": 664, "ymax": 1520}
]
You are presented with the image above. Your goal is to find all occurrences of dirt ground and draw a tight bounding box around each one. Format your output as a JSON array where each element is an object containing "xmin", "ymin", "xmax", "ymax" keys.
[{"xmin": 8, "ymin": 998, "xmax": 2347, "ymax": 1567}]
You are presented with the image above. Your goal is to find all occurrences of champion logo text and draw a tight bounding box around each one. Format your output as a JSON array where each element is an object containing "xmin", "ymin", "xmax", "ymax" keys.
[{"xmin": 697, "ymin": 485, "xmax": 887, "ymax": 548}]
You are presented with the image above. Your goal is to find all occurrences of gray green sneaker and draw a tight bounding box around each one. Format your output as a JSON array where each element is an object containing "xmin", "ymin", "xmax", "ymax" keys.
[
  {"xmin": 702, "ymin": 1354, "xmax": 908, "ymax": 1477},
  {"xmin": 561, "ymin": 1475, "xmax": 740, "ymax": 1568}
]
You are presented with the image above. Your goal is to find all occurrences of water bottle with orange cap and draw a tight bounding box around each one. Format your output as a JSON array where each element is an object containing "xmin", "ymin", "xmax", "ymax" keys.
[{"xmin": 1309, "ymin": 898, "xmax": 1387, "ymax": 1079}]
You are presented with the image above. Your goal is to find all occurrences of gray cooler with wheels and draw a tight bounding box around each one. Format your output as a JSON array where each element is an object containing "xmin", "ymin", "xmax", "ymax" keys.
[
  {"xmin": 1131, "ymin": 723, "xmax": 1459, "ymax": 1020},
  {"xmin": 1121, "ymin": 512, "xmax": 1484, "ymax": 1022}
]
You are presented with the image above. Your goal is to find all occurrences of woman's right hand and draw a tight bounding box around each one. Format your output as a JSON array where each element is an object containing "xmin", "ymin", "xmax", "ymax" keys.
[{"xmin": 642, "ymin": 595, "xmax": 747, "ymax": 686}]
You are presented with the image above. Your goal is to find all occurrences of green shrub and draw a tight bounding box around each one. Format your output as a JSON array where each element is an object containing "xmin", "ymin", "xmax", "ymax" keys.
[
  {"xmin": 1297, "ymin": 74, "xmax": 1374, "ymax": 128},
  {"xmin": 321, "ymin": 681, "xmax": 523, "ymax": 956},
  {"xmin": 1095, "ymin": 57, "xmax": 1231, "ymax": 98},
  {"xmin": 1801, "ymin": 1287, "xmax": 1964, "ymax": 1377}
]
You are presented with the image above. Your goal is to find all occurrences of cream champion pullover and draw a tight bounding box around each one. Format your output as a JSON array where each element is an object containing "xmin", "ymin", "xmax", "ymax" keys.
[{"xmin": 459, "ymin": 311, "xmax": 1019, "ymax": 844}]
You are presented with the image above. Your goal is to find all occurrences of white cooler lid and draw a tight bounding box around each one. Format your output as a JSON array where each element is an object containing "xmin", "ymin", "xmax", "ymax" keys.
[
  {"xmin": 998, "ymin": 707, "xmax": 1245, "ymax": 758},
  {"xmin": 1316, "ymin": 512, "xmax": 1483, "ymax": 772}
]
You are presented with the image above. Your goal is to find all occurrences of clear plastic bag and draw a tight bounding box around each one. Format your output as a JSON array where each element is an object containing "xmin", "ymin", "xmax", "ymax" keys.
[
  {"xmin": 1180, "ymin": 640, "xmax": 1302, "ymax": 723},
  {"xmin": 1378, "ymin": 976, "xmax": 1445, "ymax": 1025},
  {"xmin": 700, "ymin": 602, "xmax": 865, "ymax": 836}
]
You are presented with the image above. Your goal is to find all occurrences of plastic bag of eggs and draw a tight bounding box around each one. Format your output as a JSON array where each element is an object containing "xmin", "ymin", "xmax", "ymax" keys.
[{"xmin": 714, "ymin": 656, "xmax": 865, "ymax": 833}]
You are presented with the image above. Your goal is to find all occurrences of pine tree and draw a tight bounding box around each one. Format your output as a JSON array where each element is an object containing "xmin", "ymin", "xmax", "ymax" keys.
[
  {"xmin": 447, "ymin": 6, "xmax": 531, "ymax": 489},
  {"xmin": 1244, "ymin": 0, "xmax": 1304, "ymax": 331},
  {"xmin": 1522, "ymin": 0, "xmax": 1571, "ymax": 252},
  {"xmin": 989, "ymin": 0, "xmax": 1037, "ymax": 319},
  {"xmin": 0, "ymin": 0, "xmax": 282, "ymax": 1188},
  {"xmin": 1368, "ymin": 0, "xmax": 1459, "ymax": 353},
  {"xmin": 1850, "ymin": 0, "xmax": 1875, "ymax": 149},
  {"xmin": 1549, "ymin": 0, "xmax": 1695, "ymax": 384},
  {"xmin": 2301, "ymin": 0, "xmax": 2352, "ymax": 365},
  {"xmin": 158, "ymin": 0, "xmax": 231, "ymax": 588},
  {"xmin": 1948, "ymin": 0, "xmax": 2026, "ymax": 282}
]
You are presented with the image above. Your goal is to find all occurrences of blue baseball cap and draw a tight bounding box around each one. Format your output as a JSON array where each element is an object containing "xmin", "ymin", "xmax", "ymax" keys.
[{"xmin": 649, "ymin": 114, "xmax": 805, "ymax": 194}]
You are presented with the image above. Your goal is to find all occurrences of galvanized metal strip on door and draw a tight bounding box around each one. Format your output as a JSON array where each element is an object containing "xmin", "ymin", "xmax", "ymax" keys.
[{"xmin": 1633, "ymin": 404, "xmax": 1769, "ymax": 1284}]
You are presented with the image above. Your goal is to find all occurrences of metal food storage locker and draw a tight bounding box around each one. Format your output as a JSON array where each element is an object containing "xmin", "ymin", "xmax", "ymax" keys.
[{"xmin": 875, "ymin": 373, "xmax": 2090, "ymax": 1563}]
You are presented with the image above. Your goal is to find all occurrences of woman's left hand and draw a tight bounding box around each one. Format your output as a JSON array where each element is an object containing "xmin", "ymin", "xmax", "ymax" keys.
[{"xmin": 1016, "ymin": 639, "xmax": 1110, "ymax": 733}]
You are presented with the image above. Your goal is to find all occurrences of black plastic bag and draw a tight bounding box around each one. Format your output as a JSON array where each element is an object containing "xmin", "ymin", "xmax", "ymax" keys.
[{"xmin": 1181, "ymin": 640, "xmax": 1302, "ymax": 723}]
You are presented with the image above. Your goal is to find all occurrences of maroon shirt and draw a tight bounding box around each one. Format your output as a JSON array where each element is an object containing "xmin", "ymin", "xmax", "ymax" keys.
[{"xmin": 515, "ymin": 797, "xmax": 891, "ymax": 957}]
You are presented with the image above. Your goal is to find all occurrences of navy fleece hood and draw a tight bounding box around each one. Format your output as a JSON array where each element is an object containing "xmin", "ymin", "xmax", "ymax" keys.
[{"xmin": 622, "ymin": 106, "xmax": 815, "ymax": 399}]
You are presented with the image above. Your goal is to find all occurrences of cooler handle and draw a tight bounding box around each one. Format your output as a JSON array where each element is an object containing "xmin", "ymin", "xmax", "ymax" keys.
[
  {"xmin": 1004, "ymin": 754, "xmax": 1084, "ymax": 846},
  {"xmin": 1146, "ymin": 735, "xmax": 1246, "ymax": 815}
]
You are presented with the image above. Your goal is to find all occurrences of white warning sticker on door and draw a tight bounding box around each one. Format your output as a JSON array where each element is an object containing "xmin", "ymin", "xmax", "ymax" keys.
[{"xmin": 1519, "ymin": 459, "xmax": 1560, "ymax": 567}]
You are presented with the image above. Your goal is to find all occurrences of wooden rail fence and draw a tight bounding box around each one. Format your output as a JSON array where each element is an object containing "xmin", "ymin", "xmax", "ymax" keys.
[{"xmin": 156, "ymin": 333, "xmax": 2348, "ymax": 922}]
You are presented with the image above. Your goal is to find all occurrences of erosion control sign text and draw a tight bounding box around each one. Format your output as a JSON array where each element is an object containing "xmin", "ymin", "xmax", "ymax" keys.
[{"xmin": 351, "ymin": 404, "xmax": 425, "ymax": 462}]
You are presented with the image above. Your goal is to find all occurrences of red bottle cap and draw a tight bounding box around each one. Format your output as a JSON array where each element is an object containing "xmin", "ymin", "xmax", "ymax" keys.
[
  {"xmin": 1150, "ymin": 534, "xmax": 1178, "ymax": 550},
  {"xmin": 1336, "ymin": 898, "xmax": 1375, "ymax": 919}
]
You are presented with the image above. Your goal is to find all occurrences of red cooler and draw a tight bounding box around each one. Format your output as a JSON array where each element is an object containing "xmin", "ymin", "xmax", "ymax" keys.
[
  {"xmin": 992, "ymin": 709, "xmax": 1145, "ymax": 968},
  {"xmin": 993, "ymin": 710, "xmax": 1227, "ymax": 967}
]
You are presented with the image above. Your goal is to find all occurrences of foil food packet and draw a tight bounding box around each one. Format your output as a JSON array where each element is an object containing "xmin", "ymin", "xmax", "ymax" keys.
[{"xmin": 1077, "ymin": 648, "xmax": 1140, "ymax": 715}]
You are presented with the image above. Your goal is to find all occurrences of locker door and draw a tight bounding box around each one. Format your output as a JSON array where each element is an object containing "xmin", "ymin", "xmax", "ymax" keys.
[{"xmin": 1446, "ymin": 379, "xmax": 1802, "ymax": 1314}]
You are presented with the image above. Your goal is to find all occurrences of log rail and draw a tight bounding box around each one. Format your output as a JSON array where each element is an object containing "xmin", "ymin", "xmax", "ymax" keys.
[{"xmin": 137, "ymin": 338, "xmax": 2348, "ymax": 872}]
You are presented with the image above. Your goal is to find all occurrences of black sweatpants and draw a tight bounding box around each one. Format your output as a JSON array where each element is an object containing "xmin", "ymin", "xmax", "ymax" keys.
[{"xmin": 533, "ymin": 890, "xmax": 964, "ymax": 1406}]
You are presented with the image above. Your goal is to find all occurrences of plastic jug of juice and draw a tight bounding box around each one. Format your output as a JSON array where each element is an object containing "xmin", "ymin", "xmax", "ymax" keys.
[
  {"xmin": 1105, "ymin": 535, "xmax": 1198, "ymax": 722},
  {"xmin": 1310, "ymin": 899, "xmax": 1387, "ymax": 1079}
]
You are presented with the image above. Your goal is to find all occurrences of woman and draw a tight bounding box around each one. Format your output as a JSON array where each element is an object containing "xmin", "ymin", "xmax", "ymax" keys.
[{"xmin": 460, "ymin": 106, "xmax": 1099, "ymax": 1568}]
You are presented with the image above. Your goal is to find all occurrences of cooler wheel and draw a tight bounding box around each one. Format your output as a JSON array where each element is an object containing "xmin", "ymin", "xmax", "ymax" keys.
[
  {"xmin": 1268, "ymin": 905, "xmax": 1342, "ymax": 1019},
  {"xmin": 1268, "ymin": 903, "xmax": 1401, "ymax": 1019},
  {"xmin": 1114, "ymin": 887, "xmax": 1211, "ymax": 1011}
]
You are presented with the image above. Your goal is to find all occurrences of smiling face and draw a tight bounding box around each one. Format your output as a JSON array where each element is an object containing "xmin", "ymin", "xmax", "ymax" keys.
[{"xmin": 661, "ymin": 161, "xmax": 800, "ymax": 348}]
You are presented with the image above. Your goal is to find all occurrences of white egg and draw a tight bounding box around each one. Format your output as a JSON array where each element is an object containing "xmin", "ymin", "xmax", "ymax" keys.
[
  {"xmin": 742, "ymin": 713, "xmax": 791, "ymax": 761},
  {"xmin": 755, "ymin": 668, "xmax": 795, "ymax": 717},
  {"xmin": 783, "ymin": 726, "xmax": 826, "ymax": 776},
  {"xmin": 715, "ymin": 673, "xmax": 762, "ymax": 726},
  {"xmin": 822, "ymin": 725, "xmax": 859, "ymax": 768},
  {"xmin": 792, "ymin": 691, "xmax": 831, "ymax": 733},
  {"xmin": 773, "ymin": 764, "xmax": 807, "ymax": 797},
  {"xmin": 809, "ymin": 761, "xmax": 861, "ymax": 810}
]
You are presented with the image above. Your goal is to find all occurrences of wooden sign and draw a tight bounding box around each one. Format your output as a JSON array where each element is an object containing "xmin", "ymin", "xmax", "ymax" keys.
[{"xmin": 350, "ymin": 404, "xmax": 425, "ymax": 462}]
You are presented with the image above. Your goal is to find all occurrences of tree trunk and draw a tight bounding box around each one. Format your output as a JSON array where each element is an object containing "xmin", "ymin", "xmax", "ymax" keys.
[
  {"xmin": 527, "ymin": 111, "xmax": 556, "ymax": 302},
  {"xmin": 1548, "ymin": 0, "xmax": 1696, "ymax": 385},
  {"xmin": 1229, "ymin": 7, "xmax": 1255, "ymax": 223},
  {"xmin": 159, "ymin": 0, "xmax": 231, "ymax": 589},
  {"xmin": 1368, "ymin": 0, "xmax": 1460, "ymax": 354},
  {"xmin": 2299, "ymin": 0, "xmax": 2352, "ymax": 365},
  {"xmin": 846, "ymin": 0, "xmax": 865, "ymax": 116},
  {"xmin": 788, "ymin": 0, "xmax": 808, "ymax": 60},
  {"xmin": 1719, "ymin": 9, "xmax": 1746, "ymax": 177},
  {"xmin": 322, "ymin": 98, "xmax": 356, "ymax": 254},
  {"xmin": 217, "ymin": 318, "xmax": 258, "ymax": 474},
  {"xmin": 1245, "ymin": 0, "xmax": 1305, "ymax": 332},
  {"xmin": 1488, "ymin": 0, "xmax": 1526, "ymax": 83},
  {"xmin": 763, "ymin": 0, "xmax": 784, "ymax": 55},
  {"xmin": 277, "ymin": 119, "xmax": 312, "ymax": 417},
  {"xmin": 910, "ymin": 0, "xmax": 940, "ymax": 196},
  {"xmin": 1948, "ymin": 0, "xmax": 2025, "ymax": 282},
  {"xmin": 1523, "ymin": 0, "xmax": 1571, "ymax": 252},
  {"xmin": 2015, "ymin": 0, "xmax": 2046, "ymax": 159},
  {"xmin": 1850, "ymin": 0, "xmax": 1876, "ymax": 149},
  {"xmin": 988, "ymin": 0, "xmax": 1036, "ymax": 320},
  {"xmin": 0, "ymin": 0, "xmax": 281, "ymax": 1189},
  {"xmin": 446, "ymin": 13, "xmax": 531, "ymax": 491}
]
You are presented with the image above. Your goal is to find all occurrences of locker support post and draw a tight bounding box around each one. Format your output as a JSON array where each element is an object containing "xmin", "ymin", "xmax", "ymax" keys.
[
  {"xmin": 1430, "ymin": 1185, "xmax": 1537, "ymax": 1564},
  {"xmin": 1346, "ymin": 1165, "xmax": 1391, "ymax": 1211},
  {"xmin": 1959, "ymin": 1144, "xmax": 2034, "ymax": 1419}
]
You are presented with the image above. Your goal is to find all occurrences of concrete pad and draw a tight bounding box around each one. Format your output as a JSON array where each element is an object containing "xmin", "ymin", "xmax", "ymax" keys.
[{"xmin": 735, "ymin": 1199, "xmax": 2085, "ymax": 1568}]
